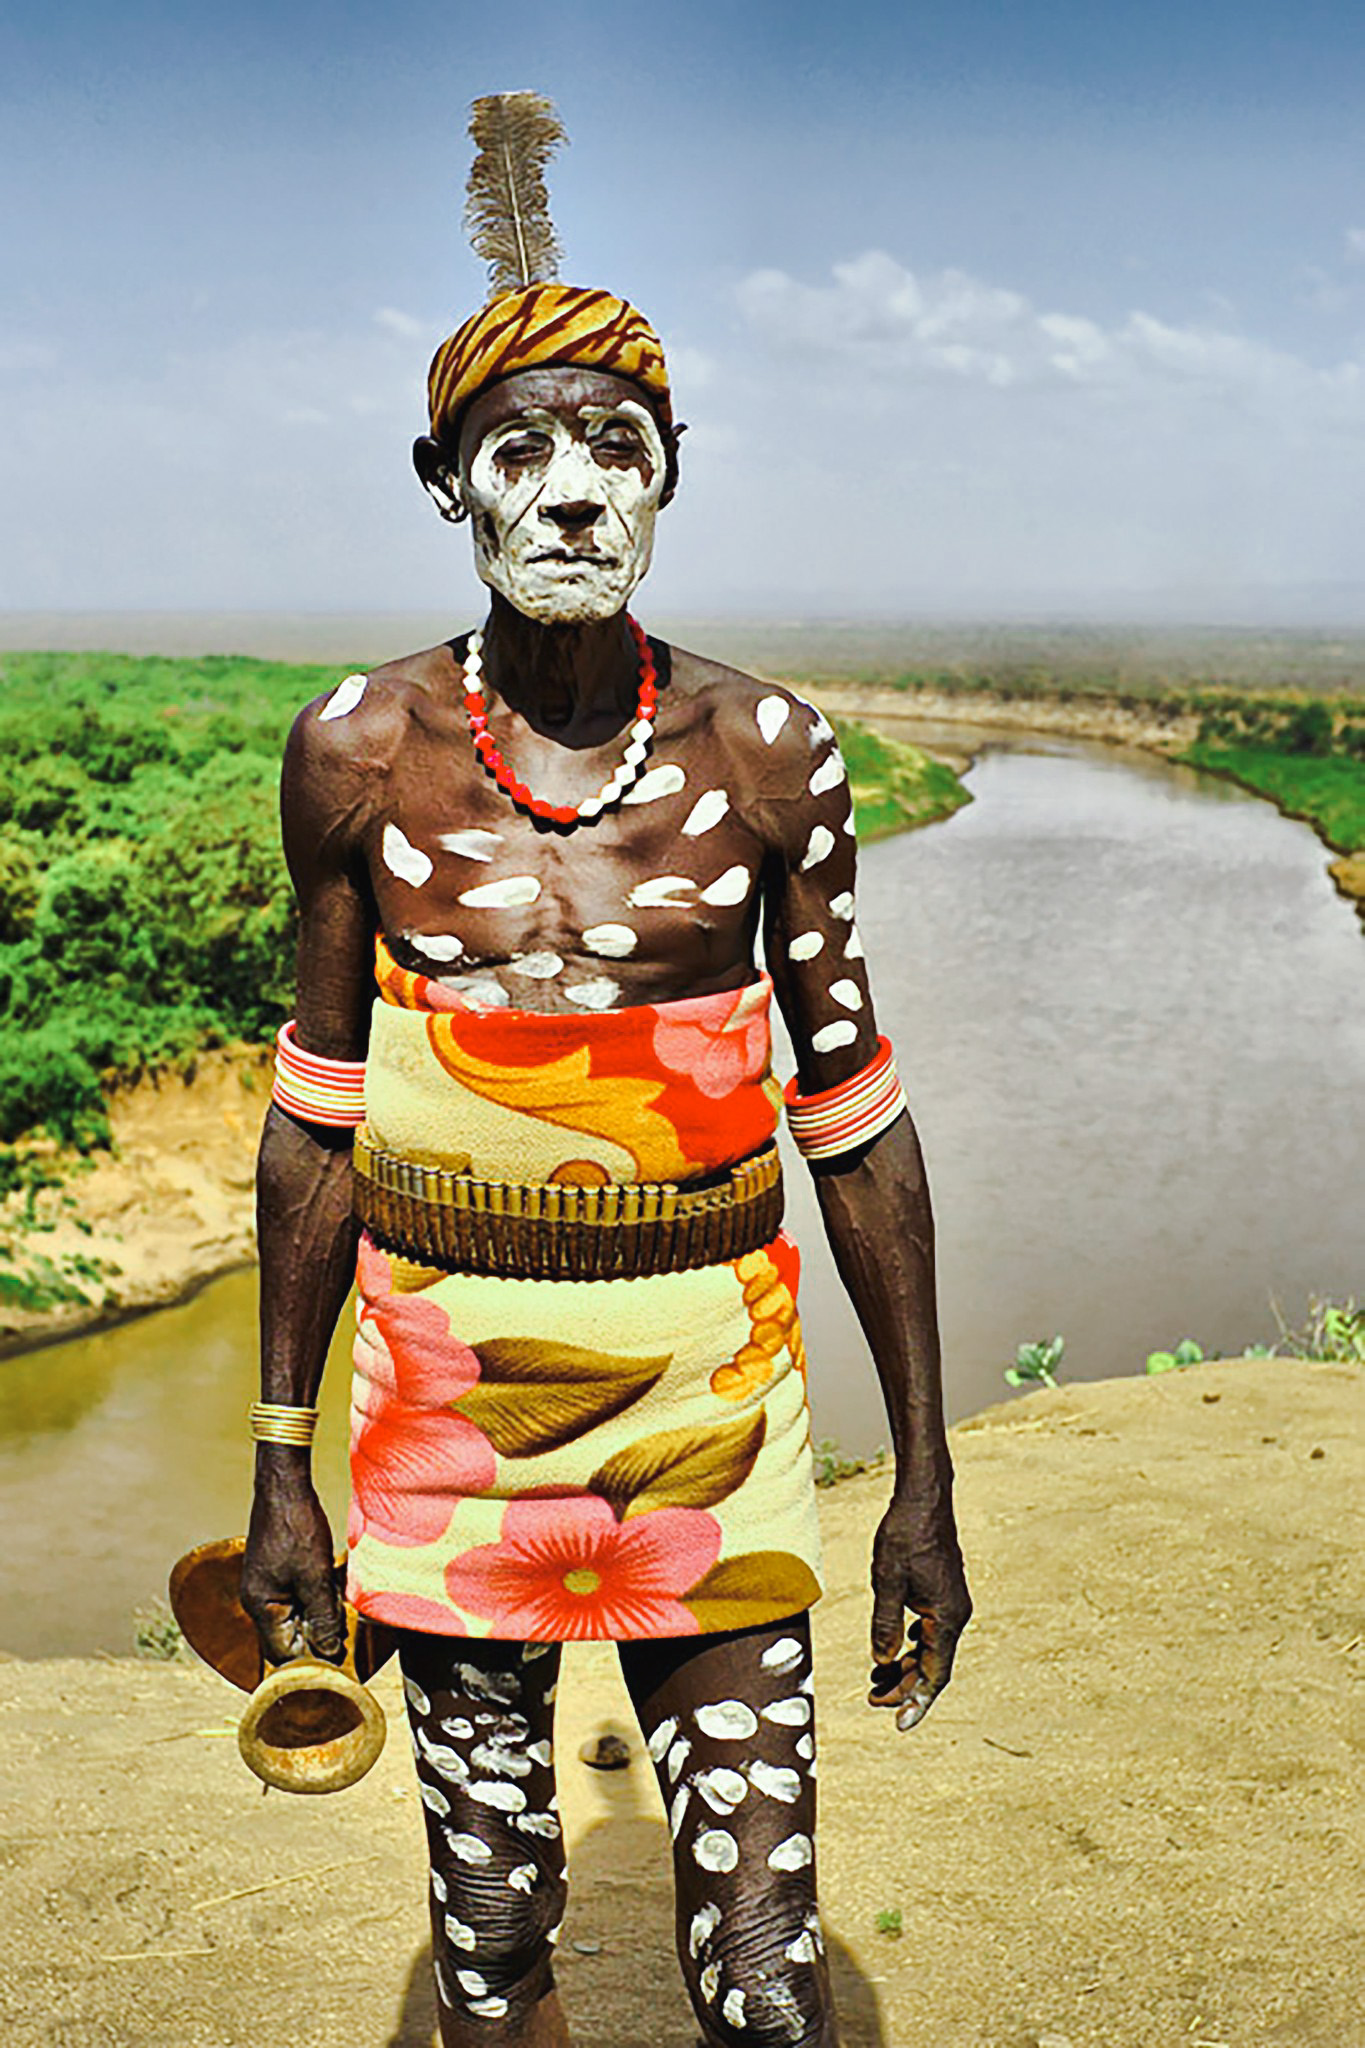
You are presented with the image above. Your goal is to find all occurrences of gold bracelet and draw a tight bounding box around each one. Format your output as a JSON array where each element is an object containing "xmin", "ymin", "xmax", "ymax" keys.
[{"xmin": 249, "ymin": 1401, "xmax": 319, "ymax": 1446}]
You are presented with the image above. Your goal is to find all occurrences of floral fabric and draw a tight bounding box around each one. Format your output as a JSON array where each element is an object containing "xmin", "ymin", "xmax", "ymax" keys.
[{"xmin": 346, "ymin": 945, "xmax": 823, "ymax": 1640}]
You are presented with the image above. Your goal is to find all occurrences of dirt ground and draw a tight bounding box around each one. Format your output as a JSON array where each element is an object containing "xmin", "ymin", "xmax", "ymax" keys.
[{"xmin": 0, "ymin": 1355, "xmax": 1360, "ymax": 2048}]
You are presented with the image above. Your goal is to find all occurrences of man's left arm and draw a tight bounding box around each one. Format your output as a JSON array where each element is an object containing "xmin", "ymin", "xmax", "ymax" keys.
[{"xmin": 753, "ymin": 692, "xmax": 972, "ymax": 1730}]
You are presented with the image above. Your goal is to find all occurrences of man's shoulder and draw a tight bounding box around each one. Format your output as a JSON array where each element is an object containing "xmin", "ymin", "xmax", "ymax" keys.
[
  {"xmin": 288, "ymin": 642, "xmax": 460, "ymax": 766},
  {"xmin": 665, "ymin": 644, "xmax": 835, "ymax": 767}
]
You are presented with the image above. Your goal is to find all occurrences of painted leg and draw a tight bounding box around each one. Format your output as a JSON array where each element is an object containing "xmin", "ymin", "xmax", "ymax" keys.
[
  {"xmin": 621, "ymin": 1616, "xmax": 839, "ymax": 2048},
  {"xmin": 399, "ymin": 1633, "xmax": 572, "ymax": 2047}
]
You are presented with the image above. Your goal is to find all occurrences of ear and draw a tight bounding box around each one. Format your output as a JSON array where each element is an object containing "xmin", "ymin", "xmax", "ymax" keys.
[{"xmin": 412, "ymin": 435, "xmax": 467, "ymax": 524}]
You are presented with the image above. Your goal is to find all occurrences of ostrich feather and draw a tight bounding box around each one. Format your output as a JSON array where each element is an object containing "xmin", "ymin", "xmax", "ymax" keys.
[{"xmin": 464, "ymin": 91, "xmax": 567, "ymax": 294}]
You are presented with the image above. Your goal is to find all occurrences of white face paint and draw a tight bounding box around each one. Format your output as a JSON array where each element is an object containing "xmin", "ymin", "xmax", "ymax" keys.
[{"xmin": 462, "ymin": 400, "xmax": 667, "ymax": 625}]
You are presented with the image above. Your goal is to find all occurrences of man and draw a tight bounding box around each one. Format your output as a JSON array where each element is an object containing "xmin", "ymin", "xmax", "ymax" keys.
[{"xmin": 242, "ymin": 102, "xmax": 969, "ymax": 2048}]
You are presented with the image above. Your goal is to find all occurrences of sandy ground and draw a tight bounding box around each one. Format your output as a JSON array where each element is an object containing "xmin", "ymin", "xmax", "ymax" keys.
[{"xmin": 0, "ymin": 1355, "xmax": 1359, "ymax": 2048}]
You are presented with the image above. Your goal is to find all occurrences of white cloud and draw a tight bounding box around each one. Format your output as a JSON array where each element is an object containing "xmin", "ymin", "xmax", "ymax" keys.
[
  {"xmin": 375, "ymin": 306, "xmax": 428, "ymax": 340},
  {"xmin": 1345, "ymin": 228, "xmax": 1365, "ymax": 263}
]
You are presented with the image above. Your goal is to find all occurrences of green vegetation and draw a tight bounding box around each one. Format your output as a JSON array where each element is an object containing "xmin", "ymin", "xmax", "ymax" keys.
[
  {"xmin": 812, "ymin": 1437, "xmax": 887, "ymax": 1488},
  {"xmin": 1276, "ymin": 1295, "xmax": 1365, "ymax": 1366},
  {"xmin": 836, "ymin": 720, "xmax": 971, "ymax": 840},
  {"xmin": 1005, "ymin": 1335, "xmax": 1066, "ymax": 1389},
  {"xmin": 1145, "ymin": 1338, "xmax": 1206, "ymax": 1376},
  {"xmin": 874, "ymin": 1909, "xmax": 904, "ymax": 1939},
  {"xmin": 1183, "ymin": 746, "xmax": 1365, "ymax": 855}
]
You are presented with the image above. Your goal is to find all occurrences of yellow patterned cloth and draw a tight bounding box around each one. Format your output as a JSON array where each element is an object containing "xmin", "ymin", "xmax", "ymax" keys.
[
  {"xmin": 345, "ymin": 943, "xmax": 823, "ymax": 1641},
  {"xmin": 427, "ymin": 282, "xmax": 672, "ymax": 446}
]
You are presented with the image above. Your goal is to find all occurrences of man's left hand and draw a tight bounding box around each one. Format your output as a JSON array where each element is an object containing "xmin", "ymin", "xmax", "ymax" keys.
[{"xmin": 868, "ymin": 1489, "xmax": 972, "ymax": 1731}]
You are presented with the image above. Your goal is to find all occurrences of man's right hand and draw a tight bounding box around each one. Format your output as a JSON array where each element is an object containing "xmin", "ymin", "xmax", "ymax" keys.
[{"xmin": 241, "ymin": 1469, "xmax": 347, "ymax": 1666}]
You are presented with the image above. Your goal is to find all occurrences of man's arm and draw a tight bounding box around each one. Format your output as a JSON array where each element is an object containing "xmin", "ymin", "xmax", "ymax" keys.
[
  {"xmin": 240, "ymin": 700, "xmax": 380, "ymax": 1665},
  {"xmin": 754, "ymin": 690, "xmax": 971, "ymax": 1730}
]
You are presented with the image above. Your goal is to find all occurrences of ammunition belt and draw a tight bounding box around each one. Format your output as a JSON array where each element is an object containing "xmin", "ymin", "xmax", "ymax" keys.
[{"xmin": 351, "ymin": 1125, "xmax": 784, "ymax": 1281}]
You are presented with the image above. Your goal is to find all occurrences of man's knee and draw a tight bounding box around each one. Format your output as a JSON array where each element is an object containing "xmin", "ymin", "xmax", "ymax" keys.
[
  {"xmin": 684, "ymin": 1899, "xmax": 833, "ymax": 2046},
  {"xmin": 430, "ymin": 1855, "xmax": 565, "ymax": 2024}
]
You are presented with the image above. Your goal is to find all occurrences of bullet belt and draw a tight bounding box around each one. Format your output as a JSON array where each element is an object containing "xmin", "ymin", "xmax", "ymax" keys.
[{"xmin": 351, "ymin": 1125, "xmax": 784, "ymax": 1281}]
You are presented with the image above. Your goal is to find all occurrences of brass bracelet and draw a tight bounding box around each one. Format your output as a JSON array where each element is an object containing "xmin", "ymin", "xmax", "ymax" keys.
[{"xmin": 249, "ymin": 1401, "xmax": 319, "ymax": 1446}]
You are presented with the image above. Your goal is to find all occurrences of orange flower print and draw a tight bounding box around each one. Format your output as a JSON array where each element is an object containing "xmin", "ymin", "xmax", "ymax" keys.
[
  {"xmin": 652, "ymin": 984, "xmax": 770, "ymax": 1101},
  {"xmin": 711, "ymin": 1233, "xmax": 806, "ymax": 1401}
]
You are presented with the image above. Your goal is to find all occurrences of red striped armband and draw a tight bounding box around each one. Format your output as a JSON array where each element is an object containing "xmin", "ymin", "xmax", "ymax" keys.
[
  {"xmin": 782, "ymin": 1035, "xmax": 907, "ymax": 1161},
  {"xmin": 272, "ymin": 1021, "xmax": 367, "ymax": 1128}
]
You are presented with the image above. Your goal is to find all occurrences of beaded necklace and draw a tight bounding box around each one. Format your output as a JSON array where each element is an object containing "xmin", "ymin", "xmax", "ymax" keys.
[{"xmin": 462, "ymin": 617, "xmax": 658, "ymax": 826}]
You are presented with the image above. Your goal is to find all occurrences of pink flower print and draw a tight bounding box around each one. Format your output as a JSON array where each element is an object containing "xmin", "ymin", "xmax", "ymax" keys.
[
  {"xmin": 349, "ymin": 1236, "xmax": 496, "ymax": 1548},
  {"xmin": 653, "ymin": 984, "xmax": 771, "ymax": 1101},
  {"xmin": 443, "ymin": 1495, "xmax": 722, "ymax": 1640}
]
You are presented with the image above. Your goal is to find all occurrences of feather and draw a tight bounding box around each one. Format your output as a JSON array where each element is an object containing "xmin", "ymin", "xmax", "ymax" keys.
[{"xmin": 464, "ymin": 91, "xmax": 567, "ymax": 294}]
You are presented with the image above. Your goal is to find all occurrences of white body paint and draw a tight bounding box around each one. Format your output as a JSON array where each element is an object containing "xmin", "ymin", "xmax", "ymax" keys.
[
  {"xmin": 458, "ymin": 874, "xmax": 542, "ymax": 910},
  {"xmin": 648, "ymin": 1717, "xmax": 679, "ymax": 1761},
  {"xmin": 438, "ymin": 828, "xmax": 503, "ymax": 862},
  {"xmin": 564, "ymin": 976, "xmax": 620, "ymax": 1010},
  {"xmin": 762, "ymin": 1695, "xmax": 812, "ymax": 1727},
  {"xmin": 761, "ymin": 1636, "xmax": 805, "ymax": 1675},
  {"xmin": 508, "ymin": 951, "xmax": 564, "ymax": 980},
  {"xmin": 693, "ymin": 1828, "xmax": 740, "ymax": 1873},
  {"xmin": 670, "ymin": 1785, "xmax": 692, "ymax": 1839},
  {"xmin": 787, "ymin": 931, "xmax": 824, "ymax": 963},
  {"xmin": 468, "ymin": 1996, "xmax": 510, "ymax": 2021},
  {"xmin": 468, "ymin": 1779, "xmax": 527, "ymax": 1813},
  {"xmin": 829, "ymin": 979, "xmax": 864, "ymax": 1010},
  {"xmin": 666, "ymin": 1737, "xmax": 693, "ymax": 1784},
  {"xmin": 404, "ymin": 1676, "xmax": 431, "ymax": 1716},
  {"xmin": 582, "ymin": 922, "xmax": 638, "ymax": 958},
  {"xmin": 700, "ymin": 1962, "xmax": 720, "ymax": 2004},
  {"xmin": 444, "ymin": 1912, "xmax": 477, "ymax": 1951},
  {"xmin": 844, "ymin": 927, "xmax": 865, "ymax": 960},
  {"xmin": 682, "ymin": 789, "xmax": 729, "ymax": 836},
  {"xmin": 829, "ymin": 890, "xmax": 855, "ymax": 920},
  {"xmin": 384, "ymin": 824, "xmax": 433, "ymax": 888},
  {"xmin": 461, "ymin": 400, "xmax": 667, "ymax": 626},
  {"xmin": 445, "ymin": 1833, "xmax": 493, "ymax": 1865},
  {"xmin": 756, "ymin": 695, "xmax": 790, "ymax": 744},
  {"xmin": 800, "ymin": 825, "xmax": 835, "ymax": 872},
  {"xmin": 812, "ymin": 1020, "xmax": 858, "ymax": 1053},
  {"xmin": 456, "ymin": 1969, "xmax": 489, "ymax": 1997},
  {"xmin": 418, "ymin": 1732, "xmax": 471, "ymax": 1781},
  {"xmin": 440, "ymin": 1715, "xmax": 475, "ymax": 1740},
  {"xmin": 628, "ymin": 875, "xmax": 696, "ymax": 909},
  {"xmin": 767, "ymin": 1833, "xmax": 814, "ymax": 1872},
  {"xmin": 796, "ymin": 1733, "xmax": 815, "ymax": 1761},
  {"xmin": 785, "ymin": 1929, "xmax": 818, "ymax": 1964},
  {"xmin": 722, "ymin": 1988, "xmax": 747, "ymax": 2029},
  {"xmin": 515, "ymin": 1811, "xmax": 561, "ymax": 1838},
  {"xmin": 689, "ymin": 1903, "xmax": 722, "ymax": 1958},
  {"xmin": 699, "ymin": 864, "xmax": 750, "ymax": 907},
  {"xmin": 419, "ymin": 1781, "xmax": 451, "ymax": 1817},
  {"xmin": 622, "ymin": 762, "xmax": 686, "ymax": 804},
  {"xmin": 694, "ymin": 1765, "xmax": 748, "ymax": 1814},
  {"xmin": 746, "ymin": 1759, "xmax": 802, "ymax": 1803},
  {"xmin": 508, "ymin": 1864, "xmax": 538, "ymax": 1893},
  {"xmin": 694, "ymin": 1700, "xmax": 759, "ymax": 1741},
  {"xmin": 809, "ymin": 750, "xmax": 847, "ymax": 797},
  {"xmin": 319, "ymin": 672, "xmax": 367, "ymax": 721},
  {"xmin": 408, "ymin": 932, "xmax": 465, "ymax": 964}
]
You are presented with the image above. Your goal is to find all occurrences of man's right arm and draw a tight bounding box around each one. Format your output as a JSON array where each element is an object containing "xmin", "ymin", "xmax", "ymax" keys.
[{"xmin": 240, "ymin": 699, "xmax": 380, "ymax": 1665}]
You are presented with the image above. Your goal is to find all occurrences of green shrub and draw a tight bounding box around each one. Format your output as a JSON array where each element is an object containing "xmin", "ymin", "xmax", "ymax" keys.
[
  {"xmin": 0, "ymin": 836, "xmax": 39, "ymax": 943},
  {"xmin": 1005, "ymin": 1335, "xmax": 1065, "ymax": 1388}
]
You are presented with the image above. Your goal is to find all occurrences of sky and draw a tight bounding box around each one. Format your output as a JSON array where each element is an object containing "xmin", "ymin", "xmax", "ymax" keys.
[{"xmin": 4, "ymin": 0, "xmax": 1365, "ymax": 624}]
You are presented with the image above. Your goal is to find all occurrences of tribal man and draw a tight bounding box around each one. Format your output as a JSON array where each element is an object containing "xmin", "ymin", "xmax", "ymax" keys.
[{"xmin": 241, "ymin": 94, "xmax": 970, "ymax": 2048}]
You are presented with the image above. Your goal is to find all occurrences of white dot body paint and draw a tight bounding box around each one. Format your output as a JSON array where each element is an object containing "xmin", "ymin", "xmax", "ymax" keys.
[
  {"xmin": 418, "ymin": 1733, "xmax": 470, "ymax": 1782},
  {"xmin": 796, "ymin": 1733, "xmax": 815, "ymax": 1761},
  {"xmin": 830, "ymin": 890, "xmax": 855, "ymax": 920},
  {"xmin": 812, "ymin": 1021, "xmax": 858, "ymax": 1053},
  {"xmin": 768, "ymin": 1833, "xmax": 814, "ymax": 1872},
  {"xmin": 844, "ymin": 811, "xmax": 857, "ymax": 835},
  {"xmin": 508, "ymin": 951, "xmax": 563, "ymax": 980},
  {"xmin": 443, "ymin": 1912, "xmax": 476, "ymax": 1951},
  {"xmin": 470, "ymin": 1742, "xmax": 532, "ymax": 1778},
  {"xmin": 431, "ymin": 1869, "xmax": 448, "ymax": 1905},
  {"xmin": 648, "ymin": 1716, "xmax": 679, "ymax": 1762},
  {"xmin": 787, "ymin": 931, "xmax": 824, "ymax": 962},
  {"xmin": 722, "ymin": 1988, "xmax": 747, "ymax": 2029},
  {"xmin": 700, "ymin": 1961, "xmax": 721, "ymax": 2004},
  {"xmin": 628, "ymin": 875, "xmax": 696, "ymax": 908},
  {"xmin": 761, "ymin": 1636, "xmax": 805, "ymax": 1675},
  {"xmin": 438, "ymin": 828, "xmax": 502, "ymax": 862},
  {"xmin": 844, "ymin": 926, "xmax": 865, "ymax": 960},
  {"xmin": 408, "ymin": 932, "xmax": 465, "ymax": 963},
  {"xmin": 441, "ymin": 1715, "xmax": 475, "ymax": 1741},
  {"xmin": 800, "ymin": 826, "xmax": 835, "ymax": 872},
  {"xmin": 757, "ymin": 695, "xmax": 790, "ymax": 744},
  {"xmin": 319, "ymin": 673, "xmax": 367, "ymax": 721},
  {"xmin": 799, "ymin": 1670, "xmax": 815, "ymax": 1695},
  {"xmin": 420, "ymin": 1781, "xmax": 451, "ymax": 1816},
  {"xmin": 807, "ymin": 708, "xmax": 835, "ymax": 747},
  {"xmin": 508, "ymin": 1864, "xmax": 538, "ymax": 1893},
  {"xmin": 468, "ymin": 1996, "xmax": 509, "ymax": 2020},
  {"xmin": 670, "ymin": 1785, "xmax": 692, "ymax": 1839},
  {"xmin": 694, "ymin": 1766, "xmax": 748, "ymax": 1814},
  {"xmin": 382, "ymin": 823, "xmax": 433, "ymax": 888},
  {"xmin": 457, "ymin": 875, "xmax": 542, "ymax": 909},
  {"xmin": 454, "ymin": 978, "xmax": 509, "ymax": 1009},
  {"xmin": 809, "ymin": 751, "xmax": 847, "ymax": 797},
  {"xmin": 582, "ymin": 922, "xmax": 637, "ymax": 958},
  {"xmin": 456, "ymin": 1663, "xmax": 519, "ymax": 1704},
  {"xmin": 699, "ymin": 865, "xmax": 750, "ymax": 907},
  {"xmin": 746, "ymin": 1759, "xmax": 802, "ymax": 1804},
  {"xmin": 666, "ymin": 1737, "xmax": 693, "ymax": 1785},
  {"xmin": 515, "ymin": 1811, "xmax": 561, "ymax": 1839},
  {"xmin": 693, "ymin": 1828, "xmax": 740, "ymax": 1874},
  {"xmin": 404, "ymin": 1676, "xmax": 431, "ymax": 1716},
  {"xmin": 785, "ymin": 1929, "xmax": 818, "ymax": 1964},
  {"xmin": 694, "ymin": 1700, "xmax": 759, "ymax": 1741},
  {"xmin": 682, "ymin": 789, "xmax": 729, "ymax": 836},
  {"xmin": 762, "ymin": 1696, "xmax": 813, "ymax": 1728},
  {"xmin": 830, "ymin": 979, "xmax": 864, "ymax": 1010},
  {"xmin": 689, "ymin": 1902, "xmax": 722, "ymax": 1959},
  {"xmin": 564, "ymin": 976, "xmax": 620, "ymax": 1011},
  {"xmin": 457, "ymin": 1969, "xmax": 489, "ymax": 1997},
  {"xmin": 526, "ymin": 1738, "xmax": 553, "ymax": 1768},
  {"xmin": 622, "ymin": 762, "xmax": 686, "ymax": 805},
  {"xmin": 445, "ymin": 1833, "xmax": 493, "ymax": 1865}
]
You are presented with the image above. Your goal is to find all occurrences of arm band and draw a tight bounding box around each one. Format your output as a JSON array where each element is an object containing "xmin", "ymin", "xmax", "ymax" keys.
[
  {"xmin": 783, "ymin": 1035, "xmax": 907, "ymax": 1161},
  {"xmin": 272, "ymin": 1020, "xmax": 367, "ymax": 1128}
]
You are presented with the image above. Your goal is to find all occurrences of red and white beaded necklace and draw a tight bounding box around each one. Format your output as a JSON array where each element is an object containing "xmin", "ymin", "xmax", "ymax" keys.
[{"xmin": 462, "ymin": 616, "xmax": 658, "ymax": 827}]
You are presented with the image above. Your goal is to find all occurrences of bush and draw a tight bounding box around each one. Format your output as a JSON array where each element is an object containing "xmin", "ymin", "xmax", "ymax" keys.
[
  {"xmin": 1279, "ymin": 700, "xmax": 1334, "ymax": 755},
  {"xmin": 0, "ymin": 836, "xmax": 39, "ymax": 943}
]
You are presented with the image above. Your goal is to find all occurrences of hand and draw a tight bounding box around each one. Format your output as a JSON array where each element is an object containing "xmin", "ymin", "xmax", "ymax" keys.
[
  {"xmin": 241, "ymin": 1469, "xmax": 347, "ymax": 1666},
  {"xmin": 868, "ymin": 1488, "xmax": 971, "ymax": 1731}
]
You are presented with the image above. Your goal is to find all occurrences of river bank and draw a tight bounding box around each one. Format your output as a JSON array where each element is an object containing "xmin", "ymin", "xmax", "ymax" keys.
[{"xmin": 2, "ymin": 1353, "xmax": 1358, "ymax": 2048}]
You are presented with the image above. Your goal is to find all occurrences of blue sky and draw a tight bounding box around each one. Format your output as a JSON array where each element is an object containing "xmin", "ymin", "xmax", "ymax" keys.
[{"xmin": 5, "ymin": 0, "xmax": 1365, "ymax": 620}]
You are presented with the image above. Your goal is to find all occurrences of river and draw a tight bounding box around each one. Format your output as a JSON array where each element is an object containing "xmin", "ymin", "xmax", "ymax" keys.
[{"xmin": 3, "ymin": 728, "xmax": 1363, "ymax": 1655}]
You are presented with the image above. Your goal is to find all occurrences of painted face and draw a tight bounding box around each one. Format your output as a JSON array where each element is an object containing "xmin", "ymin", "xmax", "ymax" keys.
[{"xmin": 460, "ymin": 397, "xmax": 667, "ymax": 624}]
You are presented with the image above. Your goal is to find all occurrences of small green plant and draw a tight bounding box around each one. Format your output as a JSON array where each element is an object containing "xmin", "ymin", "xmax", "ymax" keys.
[
  {"xmin": 875, "ymin": 1908, "xmax": 903, "ymax": 1939},
  {"xmin": 812, "ymin": 1438, "xmax": 887, "ymax": 1488},
  {"xmin": 1005, "ymin": 1335, "xmax": 1065, "ymax": 1389},
  {"xmin": 1145, "ymin": 1338, "xmax": 1205, "ymax": 1375},
  {"xmin": 133, "ymin": 1600, "xmax": 185, "ymax": 1661},
  {"xmin": 1277, "ymin": 1296, "xmax": 1365, "ymax": 1365}
]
